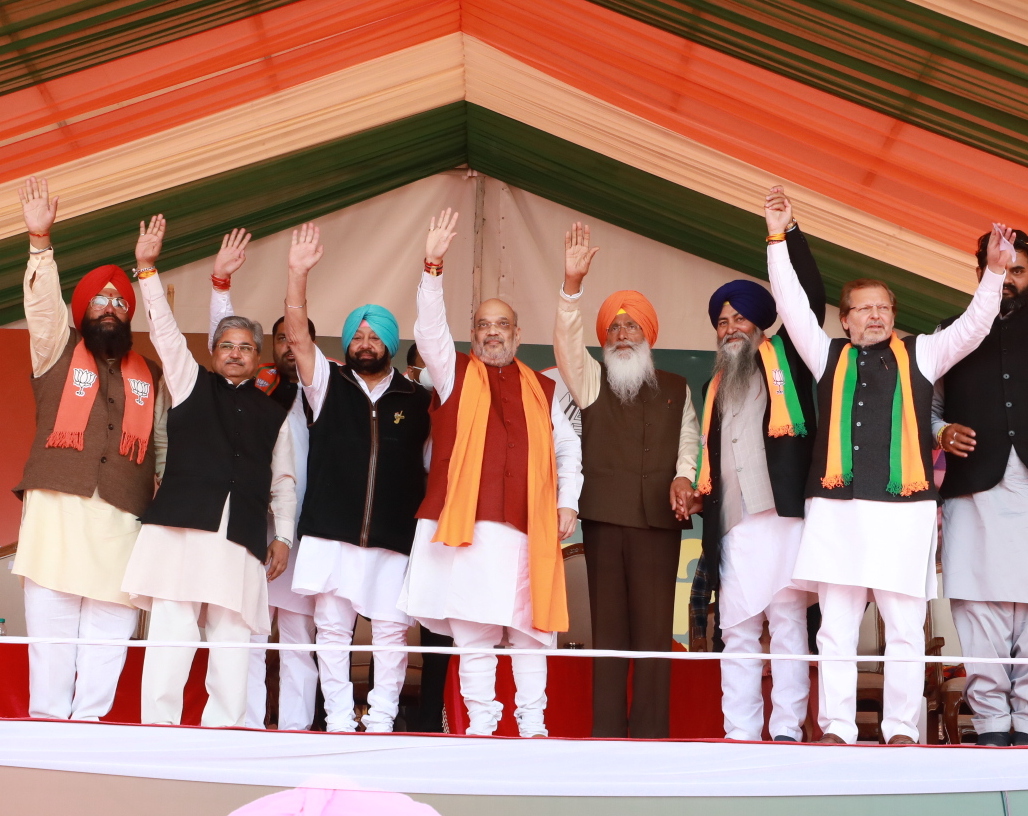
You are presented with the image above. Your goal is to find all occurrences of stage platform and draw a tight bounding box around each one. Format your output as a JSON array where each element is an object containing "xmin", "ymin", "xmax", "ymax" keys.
[{"xmin": 2, "ymin": 720, "xmax": 1028, "ymax": 816}]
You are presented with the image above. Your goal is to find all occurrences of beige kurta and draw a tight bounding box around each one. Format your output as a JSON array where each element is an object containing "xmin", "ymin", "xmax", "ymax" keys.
[{"xmin": 12, "ymin": 249, "xmax": 168, "ymax": 606}]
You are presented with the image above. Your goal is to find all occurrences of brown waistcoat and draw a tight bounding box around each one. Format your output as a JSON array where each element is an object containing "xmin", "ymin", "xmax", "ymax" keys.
[
  {"xmin": 15, "ymin": 330, "xmax": 163, "ymax": 518},
  {"xmin": 417, "ymin": 352, "xmax": 556, "ymax": 532},
  {"xmin": 579, "ymin": 366, "xmax": 691, "ymax": 530}
]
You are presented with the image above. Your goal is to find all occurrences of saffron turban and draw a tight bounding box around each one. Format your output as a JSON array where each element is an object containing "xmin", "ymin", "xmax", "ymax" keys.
[
  {"xmin": 707, "ymin": 280, "xmax": 777, "ymax": 331},
  {"xmin": 71, "ymin": 265, "xmax": 136, "ymax": 330},
  {"xmin": 342, "ymin": 304, "xmax": 400, "ymax": 357},
  {"xmin": 595, "ymin": 290, "xmax": 659, "ymax": 347}
]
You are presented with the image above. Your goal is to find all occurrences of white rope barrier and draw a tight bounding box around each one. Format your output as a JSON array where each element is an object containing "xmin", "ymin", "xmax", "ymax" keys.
[{"xmin": 1, "ymin": 636, "xmax": 1026, "ymax": 664}]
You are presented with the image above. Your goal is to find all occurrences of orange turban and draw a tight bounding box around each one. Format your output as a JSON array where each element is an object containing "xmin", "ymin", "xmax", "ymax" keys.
[
  {"xmin": 595, "ymin": 290, "xmax": 659, "ymax": 347},
  {"xmin": 71, "ymin": 265, "xmax": 136, "ymax": 330}
]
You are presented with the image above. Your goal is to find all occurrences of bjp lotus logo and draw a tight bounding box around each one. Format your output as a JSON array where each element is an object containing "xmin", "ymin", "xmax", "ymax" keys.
[
  {"xmin": 772, "ymin": 368, "xmax": 785, "ymax": 395},
  {"xmin": 73, "ymin": 368, "xmax": 97, "ymax": 397},
  {"xmin": 129, "ymin": 378, "xmax": 151, "ymax": 406}
]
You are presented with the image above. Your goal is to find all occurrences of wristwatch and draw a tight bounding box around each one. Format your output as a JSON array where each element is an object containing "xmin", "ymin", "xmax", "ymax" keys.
[{"xmin": 272, "ymin": 535, "xmax": 293, "ymax": 550}]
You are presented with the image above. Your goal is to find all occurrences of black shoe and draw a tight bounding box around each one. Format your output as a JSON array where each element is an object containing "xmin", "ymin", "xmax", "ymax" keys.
[
  {"xmin": 976, "ymin": 731, "xmax": 1012, "ymax": 747},
  {"xmin": 773, "ymin": 735, "xmax": 798, "ymax": 742},
  {"xmin": 1012, "ymin": 732, "xmax": 1028, "ymax": 746}
]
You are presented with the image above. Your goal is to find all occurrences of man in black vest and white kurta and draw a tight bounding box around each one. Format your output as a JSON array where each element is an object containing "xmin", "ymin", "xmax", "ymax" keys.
[
  {"xmin": 554, "ymin": 223, "xmax": 699, "ymax": 739},
  {"xmin": 284, "ymin": 223, "xmax": 431, "ymax": 733},
  {"xmin": 206, "ymin": 229, "xmax": 319, "ymax": 731},
  {"xmin": 765, "ymin": 186, "xmax": 1007, "ymax": 744},
  {"xmin": 122, "ymin": 215, "xmax": 296, "ymax": 728},
  {"xmin": 696, "ymin": 206, "xmax": 823, "ymax": 742},
  {"xmin": 934, "ymin": 229, "xmax": 1028, "ymax": 746}
]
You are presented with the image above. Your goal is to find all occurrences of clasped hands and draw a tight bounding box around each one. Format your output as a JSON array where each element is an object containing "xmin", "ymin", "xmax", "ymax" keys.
[{"xmin": 670, "ymin": 477, "xmax": 702, "ymax": 521}]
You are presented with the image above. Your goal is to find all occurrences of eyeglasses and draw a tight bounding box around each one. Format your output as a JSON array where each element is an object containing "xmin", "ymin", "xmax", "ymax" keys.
[
  {"xmin": 606, "ymin": 322, "xmax": 644, "ymax": 335},
  {"xmin": 215, "ymin": 342, "xmax": 258, "ymax": 355},
  {"xmin": 475, "ymin": 320, "xmax": 513, "ymax": 331},
  {"xmin": 89, "ymin": 295, "xmax": 129, "ymax": 311},
  {"xmin": 850, "ymin": 304, "xmax": 894, "ymax": 316}
]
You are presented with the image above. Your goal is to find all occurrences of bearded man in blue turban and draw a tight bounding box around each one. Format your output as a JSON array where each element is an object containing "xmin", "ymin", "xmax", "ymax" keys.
[
  {"xmin": 282, "ymin": 223, "xmax": 432, "ymax": 733},
  {"xmin": 695, "ymin": 188, "xmax": 826, "ymax": 743}
]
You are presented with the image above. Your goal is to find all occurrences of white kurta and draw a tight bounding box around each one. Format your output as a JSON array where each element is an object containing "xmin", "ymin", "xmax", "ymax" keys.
[
  {"xmin": 720, "ymin": 509, "xmax": 808, "ymax": 630},
  {"xmin": 768, "ymin": 241, "xmax": 1003, "ymax": 598},
  {"xmin": 942, "ymin": 448, "xmax": 1028, "ymax": 603},
  {"xmin": 398, "ymin": 272, "xmax": 583, "ymax": 644},
  {"xmin": 121, "ymin": 274, "xmax": 296, "ymax": 634}
]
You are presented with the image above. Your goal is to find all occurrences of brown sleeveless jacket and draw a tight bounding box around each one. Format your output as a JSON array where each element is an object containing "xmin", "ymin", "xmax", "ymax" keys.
[
  {"xmin": 15, "ymin": 330, "xmax": 163, "ymax": 518},
  {"xmin": 579, "ymin": 366, "xmax": 691, "ymax": 530}
]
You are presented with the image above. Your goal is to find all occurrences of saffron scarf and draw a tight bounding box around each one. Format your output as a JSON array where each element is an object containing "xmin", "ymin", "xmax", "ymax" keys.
[
  {"xmin": 432, "ymin": 354, "xmax": 567, "ymax": 633},
  {"xmin": 693, "ymin": 335, "xmax": 806, "ymax": 495},
  {"xmin": 822, "ymin": 333, "xmax": 929, "ymax": 496},
  {"xmin": 46, "ymin": 340, "xmax": 156, "ymax": 464}
]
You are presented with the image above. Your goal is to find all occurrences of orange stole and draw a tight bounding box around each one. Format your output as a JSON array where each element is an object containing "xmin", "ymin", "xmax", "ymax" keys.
[{"xmin": 432, "ymin": 354, "xmax": 567, "ymax": 633}]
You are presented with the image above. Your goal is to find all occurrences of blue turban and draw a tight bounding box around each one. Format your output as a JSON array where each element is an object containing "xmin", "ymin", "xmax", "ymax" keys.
[
  {"xmin": 707, "ymin": 280, "xmax": 777, "ymax": 331},
  {"xmin": 341, "ymin": 304, "xmax": 400, "ymax": 357}
]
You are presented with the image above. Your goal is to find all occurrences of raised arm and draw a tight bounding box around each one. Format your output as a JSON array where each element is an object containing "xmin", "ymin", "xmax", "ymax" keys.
[
  {"xmin": 137, "ymin": 215, "xmax": 198, "ymax": 407},
  {"xmin": 283, "ymin": 223, "xmax": 324, "ymax": 390},
  {"xmin": 916, "ymin": 225, "xmax": 1006, "ymax": 383},
  {"xmin": 207, "ymin": 228, "xmax": 251, "ymax": 350},
  {"xmin": 554, "ymin": 222, "xmax": 603, "ymax": 408},
  {"xmin": 785, "ymin": 222, "xmax": 827, "ymax": 328},
  {"xmin": 765, "ymin": 187, "xmax": 831, "ymax": 379},
  {"xmin": 414, "ymin": 208, "xmax": 459, "ymax": 403},
  {"xmin": 19, "ymin": 177, "xmax": 68, "ymax": 376}
]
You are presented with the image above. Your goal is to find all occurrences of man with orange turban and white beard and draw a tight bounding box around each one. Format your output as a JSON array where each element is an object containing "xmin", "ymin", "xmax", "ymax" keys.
[
  {"xmin": 12, "ymin": 177, "xmax": 167, "ymax": 721},
  {"xmin": 400, "ymin": 209, "xmax": 583, "ymax": 738},
  {"xmin": 554, "ymin": 223, "xmax": 700, "ymax": 739}
]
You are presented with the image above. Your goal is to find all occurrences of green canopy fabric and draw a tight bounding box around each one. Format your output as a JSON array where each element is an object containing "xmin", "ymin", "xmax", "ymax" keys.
[{"xmin": 0, "ymin": 101, "xmax": 966, "ymax": 332}]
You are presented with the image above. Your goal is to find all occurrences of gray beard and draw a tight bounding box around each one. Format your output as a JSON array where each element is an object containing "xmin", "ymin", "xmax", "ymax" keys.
[
  {"xmin": 713, "ymin": 334, "xmax": 760, "ymax": 412},
  {"xmin": 472, "ymin": 337, "xmax": 516, "ymax": 368},
  {"xmin": 603, "ymin": 340, "xmax": 658, "ymax": 403}
]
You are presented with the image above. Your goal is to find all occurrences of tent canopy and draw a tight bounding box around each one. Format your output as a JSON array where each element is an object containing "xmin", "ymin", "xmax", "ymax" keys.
[{"xmin": 3, "ymin": 0, "xmax": 1027, "ymax": 331}]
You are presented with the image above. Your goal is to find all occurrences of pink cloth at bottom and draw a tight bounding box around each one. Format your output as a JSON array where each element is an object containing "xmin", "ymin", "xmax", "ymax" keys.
[{"xmin": 229, "ymin": 788, "xmax": 440, "ymax": 816}]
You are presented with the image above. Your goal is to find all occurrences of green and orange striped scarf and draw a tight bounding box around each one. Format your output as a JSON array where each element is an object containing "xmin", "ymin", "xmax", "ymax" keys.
[
  {"xmin": 822, "ymin": 333, "xmax": 929, "ymax": 497},
  {"xmin": 693, "ymin": 335, "xmax": 806, "ymax": 495}
]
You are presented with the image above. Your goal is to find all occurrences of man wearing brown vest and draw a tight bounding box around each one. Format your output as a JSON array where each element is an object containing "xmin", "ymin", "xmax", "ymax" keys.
[
  {"xmin": 399, "ymin": 209, "xmax": 583, "ymax": 737},
  {"xmin": 554, "ymin": 222, "xmax": 700, "ymax": 739},
  {"xmin": 12, "ymin": 176, "xmax": 166, "ymax": 721}
]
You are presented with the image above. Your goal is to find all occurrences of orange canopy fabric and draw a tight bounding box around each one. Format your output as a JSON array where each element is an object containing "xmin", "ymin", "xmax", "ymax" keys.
[{"xmin": 3, "ymin": 0, "xmax": 1028, "ymax": 261}]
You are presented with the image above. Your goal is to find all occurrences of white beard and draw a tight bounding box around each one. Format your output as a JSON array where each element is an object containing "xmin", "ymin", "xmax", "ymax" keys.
[{"xmin": 604, "ymin": 340, "xmax": 658, "ymax": 403}]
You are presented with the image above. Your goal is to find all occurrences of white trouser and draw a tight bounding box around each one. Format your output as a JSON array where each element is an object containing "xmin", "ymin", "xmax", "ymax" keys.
[
  {"xmin": 720, "ymin": 586, "xmax": 810, "ymax": 741},
  {"xmin": 23, "ymin": 578, "xmax": 138, "ymax": 721},
  {"xmin": 817, "ymin": 583, "xmax": 925, "ymax": 743},
  {"xmin": 313, "ymin": 592, "xmax": 409, "ymax": 733},
  {"xmin": 246, "ymin": 607, "xmax": 318, "ymax": 730},
  {"xmin": 141, "ymin": 598, "xmax": 251, "ymax": 728},
  {"xmin": 951, "ymin": 599, "xmax": 1028, "ymax": 734},
  {"xmin": 449, "ymin": 620, "xmax": 548, "ymax": 737}
]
